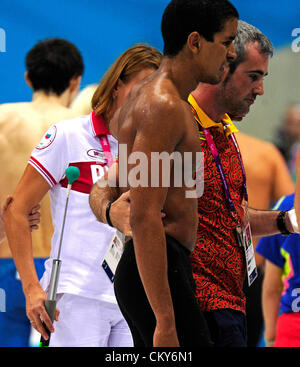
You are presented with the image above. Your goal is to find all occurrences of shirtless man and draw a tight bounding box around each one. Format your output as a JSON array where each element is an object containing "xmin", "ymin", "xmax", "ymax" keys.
[
  {"xmin": 0, "ymin": 38, "xmax": 83, "ymax": 346},
  {"xmin": 89, "ymin": 0, "xmax": 239, "ymax": 347},
  {"xmin": 237, "ymin": 133, "xmax": 294, "ymax": 212}
]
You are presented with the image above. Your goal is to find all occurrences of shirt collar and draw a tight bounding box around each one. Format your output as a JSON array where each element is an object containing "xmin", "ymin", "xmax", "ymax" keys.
[
  {"xmin": 188, "ymin": 94, "xmax": 238, "ymax": 136},
  {"xmin": 91, "ymin": 111, "xmax": 111, "ymax": 136}
]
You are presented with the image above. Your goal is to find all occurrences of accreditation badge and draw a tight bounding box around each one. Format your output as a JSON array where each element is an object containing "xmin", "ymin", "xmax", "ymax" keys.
[
  {"xmin": 242, "ymin": 222, "xmax": 257, "ymax": 287},
  {"xmin": 102, "ymin": 230, "xmax": 125, "ymax": 282}
]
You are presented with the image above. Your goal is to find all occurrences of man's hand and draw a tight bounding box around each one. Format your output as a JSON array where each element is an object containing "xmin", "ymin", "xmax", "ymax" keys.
[
  {"xmin": 1, "ymin": 196, "xmax": 41, "ymax": 244},
  {"xmin": 110, "ymin": 191, "xmax": 132, "ymax": 236},
  {"xmin": 1, "ymin": 196, "xmax": 13, "ymax": 217},
  {"xmin": 0, "ymin": 196, "xmax": 13, "ymax": 243},
  {"xmin": 28, "ymin": 204, "xmax": 41, "ymax": 232},
  {"xmin": 109, "ymin": 191, "xmax": 166, "ymax": 236},
  {"xmin": 25, "ymin": 285, "xmax": 60, "ymax": 340}
]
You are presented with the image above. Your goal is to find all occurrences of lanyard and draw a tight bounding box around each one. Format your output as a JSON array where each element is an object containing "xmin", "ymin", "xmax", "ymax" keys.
[
  {"xmin": 201, "ymin": 127, "xmax": 248, "ymax": 223},
  {"xmin": 99, "ymin": 135, "xmax": 114, "ymax": 168},
  {"xmin": 201, "ymin": 124, "xmax": 248, "ymax": 225},
  {"xmin": 203, "ymin": 125, "xmax": 248, "ymax": 223}
]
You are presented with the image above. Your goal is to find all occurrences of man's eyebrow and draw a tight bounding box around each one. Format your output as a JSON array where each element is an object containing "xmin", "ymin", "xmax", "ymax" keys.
[{"xmin": 247, "ymin": 70, "xmax": 268, "ymax": 76}]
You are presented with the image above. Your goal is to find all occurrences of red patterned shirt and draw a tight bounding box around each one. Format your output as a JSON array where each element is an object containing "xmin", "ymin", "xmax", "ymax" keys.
[{"xmin": 188, "ymin": 94, "xmax": 246, "ymax": 313}]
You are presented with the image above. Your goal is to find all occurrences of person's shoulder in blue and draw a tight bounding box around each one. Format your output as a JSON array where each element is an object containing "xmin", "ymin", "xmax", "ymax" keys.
[
  {"xmin": 256, "ymin": 193, "xmax": 295, "ymax": 268},
  {"xmin": 256, "ymin": 193, "xmax": 300, "ymax": 314}
]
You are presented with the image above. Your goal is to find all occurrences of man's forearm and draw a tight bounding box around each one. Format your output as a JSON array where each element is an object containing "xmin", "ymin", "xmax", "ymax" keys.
[
  {"xmin": 249, "ymin": 208, "xmax": 299, "ymax": 237},
  {"xmin": 248, "ymin": 208, "xmax": 279, "ymax": 237},
  {"xmin": 89, "ymin": 179, "xmax": 120, "ymax": 224},
  {"xmin": 131, "ymin": 212, "xmax": 177, "ymax": 344},
  {"xmin": 89, "ymin": 161, "xmax": 121, "ymax": 224}
]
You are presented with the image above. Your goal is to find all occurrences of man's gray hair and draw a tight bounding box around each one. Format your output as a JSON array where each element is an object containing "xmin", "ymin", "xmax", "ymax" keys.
[{"xmin": 229, "ymin": 20, "xmax": 274, "ymax": 73}]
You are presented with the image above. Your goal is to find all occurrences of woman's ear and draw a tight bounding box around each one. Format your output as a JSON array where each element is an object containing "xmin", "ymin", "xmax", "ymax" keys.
[{"xmin": 113, "ymin": 78, "xmax": 124, "ymax": 99}]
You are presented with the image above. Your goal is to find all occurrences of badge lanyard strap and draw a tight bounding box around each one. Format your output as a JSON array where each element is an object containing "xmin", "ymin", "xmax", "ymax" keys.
[
  {"xmin": 99, "ymin": 135, "xmax": 114, "ymax": 168},
  {"xmin": 202, "ymin": 129, "xmax": 238, "ymax": 221},
  {"xmin": 202, "ymin": 126, "xmax": 249, "ymax": 226},
  {"xmin": 189, "ymin": 103, "xmax": 248, "ymax": 225}
]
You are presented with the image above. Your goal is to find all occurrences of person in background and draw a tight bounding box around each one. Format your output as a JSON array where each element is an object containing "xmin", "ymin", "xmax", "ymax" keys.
[
  {"xmin": 256, "ymin": 193, "xmax": 300, "ymax": 347},
  {"xmin": 0, "ymin": 38, "xmax": 84, "ymax": 347},
  {"xmin": 274, "ymin": 104, "xmax": 300, "ymax": 182}
]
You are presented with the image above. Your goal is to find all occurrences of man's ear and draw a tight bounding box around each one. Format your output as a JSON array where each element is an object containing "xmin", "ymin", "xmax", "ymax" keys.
[
  {"xmin": 186, "ymin": 32, "xmax": 203, "ymax": 54},
  {"xmin": 69, "ymin": 75, "xmax": 82, "ymax": 93},
  {"xmin": 24, "ymin": 71, "xmax": 33, "ymax": 88},
  {"xmin": 221, "ymin": 65, "xmax": 230, "ymax": 83}
]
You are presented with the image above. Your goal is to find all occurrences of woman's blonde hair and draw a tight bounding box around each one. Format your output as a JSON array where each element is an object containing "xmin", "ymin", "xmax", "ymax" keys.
[{"xmin": 91, "ymin": 44, "xmax": 162, "ymax": 116}]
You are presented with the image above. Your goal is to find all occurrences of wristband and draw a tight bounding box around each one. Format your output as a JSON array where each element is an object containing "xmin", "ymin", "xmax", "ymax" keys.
[
  {"xmin": 105, "ymin": 201, "xmax": 114, "ymax": 227},
  {"xmin": 276, "ymin": 210, "xmax": 292, "ymax": 236}
]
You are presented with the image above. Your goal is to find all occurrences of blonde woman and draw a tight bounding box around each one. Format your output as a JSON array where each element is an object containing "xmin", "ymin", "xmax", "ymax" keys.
[{"xmin": 4, "ymin": 44, "xmax": 162, "ymax": 347}]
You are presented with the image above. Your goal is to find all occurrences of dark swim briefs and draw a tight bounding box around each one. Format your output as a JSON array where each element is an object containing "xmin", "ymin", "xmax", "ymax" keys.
[{"xmin": 114, "ymin": 234, "xmax": 213, "ymax": 347}]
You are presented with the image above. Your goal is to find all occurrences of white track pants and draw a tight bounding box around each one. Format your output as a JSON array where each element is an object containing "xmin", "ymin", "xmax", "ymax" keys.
[{"xmin": 49, "ymin": 293, "xmax": 133, "ymax": 347}]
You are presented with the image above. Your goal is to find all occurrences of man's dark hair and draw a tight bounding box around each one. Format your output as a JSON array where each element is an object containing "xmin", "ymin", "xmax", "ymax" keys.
[
  {"xmin": 229, "ymin": 20, "xmax": 274, "ymax": 73},
  {"xmin": 161, "ymin": 0, "xmax": 239, "ymax": 56},
  {"xmin": 25, "ymin": 38, "xmax": 84, "ymax": 95}
]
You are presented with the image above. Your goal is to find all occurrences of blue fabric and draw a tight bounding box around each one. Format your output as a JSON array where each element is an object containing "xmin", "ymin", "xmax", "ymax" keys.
[
  {"xmin": 203, "ymin": 309, "xmax": 247, "ymax": 347},
  {"xmin": 256, "ymin": 193, "xmax": 300, "ymax": 314},
  {"xmin": 0, "ymin": 258, "xmax": 46, "ymax": 347}
]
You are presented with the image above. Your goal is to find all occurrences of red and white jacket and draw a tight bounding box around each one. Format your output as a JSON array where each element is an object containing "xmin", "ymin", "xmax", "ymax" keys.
[{"xmin": 29, "ymin": 112, "xmax": 118, "ymax": 302}]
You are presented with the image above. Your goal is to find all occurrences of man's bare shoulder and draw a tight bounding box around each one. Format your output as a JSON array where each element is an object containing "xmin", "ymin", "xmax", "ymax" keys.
[
  {"xmin": 237, "ymin": 132, "xmax": 288, "ymax": 168},
  {"xmin": 0, "ymin": 101, "xmax": 76, "ymax": 130},
  {"xmin": 0, "ymin": 102, "xmax": 29, "ymax": 110},
  {"xmin": 132, "ymin": 77, "xmax": 189, "ymax": 131},
  {"xmin": 0, "ymin": 102, "xmax": 30, "ymax": 118},
  {"xmin": 237, "ymin": 132, "xmax": 278, "ymax": 154},
  {"xmin": 0, "ymin": 102, "xmax": 33, "ymax": 129}
]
